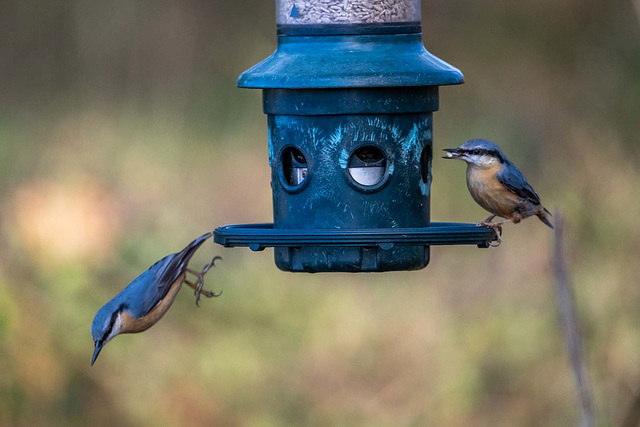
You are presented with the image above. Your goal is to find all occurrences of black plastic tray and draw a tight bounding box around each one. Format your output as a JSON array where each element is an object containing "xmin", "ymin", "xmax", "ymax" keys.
[{"xmin": 214, "ymin": 222, "xmax": 498, "ymax": 251}]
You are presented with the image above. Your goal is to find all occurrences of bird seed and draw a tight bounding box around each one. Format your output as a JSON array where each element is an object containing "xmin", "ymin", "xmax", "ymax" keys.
[{"xmin": 278, "ymin": 0, "xmax": 420, "ymax": 25}]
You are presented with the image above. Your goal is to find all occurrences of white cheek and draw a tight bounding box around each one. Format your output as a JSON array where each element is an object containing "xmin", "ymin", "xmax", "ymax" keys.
[
  {"xmin": 467, "ymin": 156, "xmax": 481, "ymax": 164},
  {"xmin": 476, "ymin": 156, "xmax": 494, "ymax": 166}
]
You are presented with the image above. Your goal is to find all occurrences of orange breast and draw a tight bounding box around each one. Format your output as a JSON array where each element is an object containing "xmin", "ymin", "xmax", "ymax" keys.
[
  {"xmin": 120, "ymin": 273, "xmax": 185, "ymax": 334},
  {"xmin": 466, "ymin": 163, "xmax": 521, "ymax": 218}
]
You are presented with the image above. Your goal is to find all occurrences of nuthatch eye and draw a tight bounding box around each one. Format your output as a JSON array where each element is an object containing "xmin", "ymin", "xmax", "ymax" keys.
[
  {"xmin": 443, "ymin": 139, "xmax": 553, "ymax": 245},
  {"xmin": 91, "ymin": 232, "xmax": 222, "ymax": 365}
]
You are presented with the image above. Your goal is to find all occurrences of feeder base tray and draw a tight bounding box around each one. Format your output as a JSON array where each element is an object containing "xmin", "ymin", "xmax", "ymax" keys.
[{"xmin": 214, "ymin": 222, "xmax": 498, "ymax": 273}]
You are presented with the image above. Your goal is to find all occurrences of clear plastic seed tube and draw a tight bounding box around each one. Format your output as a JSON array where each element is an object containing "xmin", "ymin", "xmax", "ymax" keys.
[{"xmin": 277, "ymin": 0, "xmax": 421, "ymax": 26}]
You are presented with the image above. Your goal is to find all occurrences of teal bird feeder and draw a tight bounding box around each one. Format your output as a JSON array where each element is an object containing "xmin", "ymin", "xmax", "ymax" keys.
[{"xmin": 214, "ymin": 0, "xmax": 497, "ymax": 272}]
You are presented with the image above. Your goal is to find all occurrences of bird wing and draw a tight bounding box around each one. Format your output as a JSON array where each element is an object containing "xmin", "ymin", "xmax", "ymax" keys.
[{"xmin": 496, "ymin": 161, "xmax": 542, "ymax": 206}]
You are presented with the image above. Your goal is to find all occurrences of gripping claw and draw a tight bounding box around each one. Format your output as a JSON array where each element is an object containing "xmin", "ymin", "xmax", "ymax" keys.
[{"xmin": 185, "ymin": 256, "xmax": 223, "ymax": 306}]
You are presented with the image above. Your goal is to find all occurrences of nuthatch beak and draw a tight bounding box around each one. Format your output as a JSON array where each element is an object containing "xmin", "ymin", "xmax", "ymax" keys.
[
  {"xmin": 92, "ymin": 340, "xmax": 104, "ymax": 366},
  {"xmin": 442, "ymin": 148, "xmax": 464, "ymax": 160}
]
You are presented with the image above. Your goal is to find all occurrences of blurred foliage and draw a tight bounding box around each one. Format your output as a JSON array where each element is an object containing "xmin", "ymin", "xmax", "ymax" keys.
[{"xmin": 0, "ymin": 0, "xmax": 639, "ymax": 425}]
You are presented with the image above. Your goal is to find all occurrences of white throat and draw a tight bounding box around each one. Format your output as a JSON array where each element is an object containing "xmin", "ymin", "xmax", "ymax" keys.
[{"xmin": 106, "ymin": 313, "xmax": 124, "ymax": 343}]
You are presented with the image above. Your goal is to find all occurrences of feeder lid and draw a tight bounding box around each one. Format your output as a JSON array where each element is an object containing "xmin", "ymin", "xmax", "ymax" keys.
[{"xmin": 238, "ymin": 33, "xmax": 464, "ymax": 89}]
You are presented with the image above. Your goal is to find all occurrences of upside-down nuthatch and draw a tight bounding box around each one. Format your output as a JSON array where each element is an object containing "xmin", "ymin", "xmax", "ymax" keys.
[
  {"xmin": 91, "ymin": 232, "xmax": 221, "ymax": 365},
  {"xmin": 443, "ymin": 139, "xmax": 553, "ymax": 243}
]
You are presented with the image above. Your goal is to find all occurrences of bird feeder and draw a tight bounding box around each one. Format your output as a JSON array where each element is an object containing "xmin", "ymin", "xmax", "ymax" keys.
[{"xmin": 214, "ymin": 0, "xmax": 497, "ymax": 272}]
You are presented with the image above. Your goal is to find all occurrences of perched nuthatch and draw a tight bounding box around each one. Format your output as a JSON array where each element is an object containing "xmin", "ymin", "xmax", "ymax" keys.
[
  {"xmin": 443, "ymin": 139, "xmax": 553, "ymax": 243},
  {"xmin": 91, "ymin": 232, "xmax": 221, "ymax": 365}
]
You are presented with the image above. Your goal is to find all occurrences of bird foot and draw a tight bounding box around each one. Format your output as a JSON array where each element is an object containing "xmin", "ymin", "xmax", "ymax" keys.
[
  {"xmin": 185, "ymin": 256, "xmax": 223, "ymax": 306},
  {"xmin": 489, "ymin": 225, "xmax": 502, "ymax": 247},
  {"xmin": 476, "ymin": 221, "xmax": 503, "ymax": 247}
]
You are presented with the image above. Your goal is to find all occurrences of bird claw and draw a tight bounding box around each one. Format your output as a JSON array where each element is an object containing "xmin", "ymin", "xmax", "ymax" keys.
[
  {"xmin": 186, "ymin": 256, "xmax": 223, "ymax": 306},
  {"xmin": 194, "ymin": 288, "xmax": 223, "ymax": 306},
  {"xmin": 489, "ymin": 229, "xmax": 502, "ymax": 247},
  {"xmin": 476, "ymin": 221, "xmax": 502, "ymax": 247}
]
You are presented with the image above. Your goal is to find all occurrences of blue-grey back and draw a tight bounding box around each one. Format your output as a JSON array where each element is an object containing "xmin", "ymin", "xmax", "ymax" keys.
[{"xmin": 92, "ymin": 264, "xmax": 165, "ymax": 338}]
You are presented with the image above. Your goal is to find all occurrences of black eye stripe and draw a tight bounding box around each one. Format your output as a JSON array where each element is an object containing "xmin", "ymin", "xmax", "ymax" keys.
[
  {"xmin": 459, "ymin": 148, "xmax": 504, "ymax": 163},
  {"xmin": 101, "ymin": 303, "xmax": 128, "ymax": 344},
  {"xmin": 461, "ymin": 148, "xmax": 500, "ymax": 157}
]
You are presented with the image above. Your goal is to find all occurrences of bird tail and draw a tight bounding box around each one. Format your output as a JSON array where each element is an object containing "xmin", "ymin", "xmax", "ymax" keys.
[
  {"xmin": 536, "ymin": 206, "xmax": 554, "ymax": 229},
  {"xmin": 142, "ymin": 231, "xmax": 214, "ymax": 295},
  {"xmin": 179, "ymin": 232, "xmax": 213, "ymax": 265}
]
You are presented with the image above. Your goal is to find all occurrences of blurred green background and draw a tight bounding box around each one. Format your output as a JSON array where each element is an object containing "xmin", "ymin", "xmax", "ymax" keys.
[{"xmin": 1, "ymin": 0, "xmax": 639, "ymax": 425}]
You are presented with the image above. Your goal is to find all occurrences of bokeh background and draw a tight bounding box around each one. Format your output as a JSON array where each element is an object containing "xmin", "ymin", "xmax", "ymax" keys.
[{"xmin": 1, "ymin": 0, "xmax": 639, "ymax": 425}]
